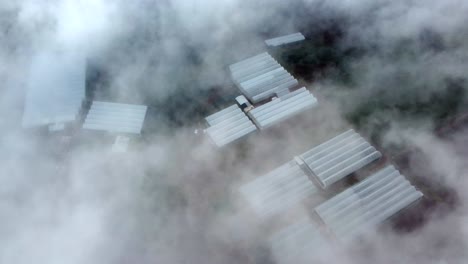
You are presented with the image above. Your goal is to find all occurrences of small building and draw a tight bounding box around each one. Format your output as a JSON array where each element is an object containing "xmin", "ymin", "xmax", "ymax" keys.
[{"xmin": 265, "ymin": 32, "xmax": 305, "ymax": 47}]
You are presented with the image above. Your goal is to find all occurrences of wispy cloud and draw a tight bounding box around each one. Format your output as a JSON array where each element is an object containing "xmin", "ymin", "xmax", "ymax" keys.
[{"xmin": 1, "ymin": 1, "xmax": 467, "ymax": 263}]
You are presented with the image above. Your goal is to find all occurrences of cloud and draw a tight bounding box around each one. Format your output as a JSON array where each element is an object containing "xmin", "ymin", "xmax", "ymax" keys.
[{"xmin": 1, "ymin": 0, "xmax": 468, "ymax": 264}]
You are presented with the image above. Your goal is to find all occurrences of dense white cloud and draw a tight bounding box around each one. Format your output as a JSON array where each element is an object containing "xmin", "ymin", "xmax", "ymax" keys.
[{"xmin": 1, "ymin": 0, "xmax": 467, "ymax": 263}]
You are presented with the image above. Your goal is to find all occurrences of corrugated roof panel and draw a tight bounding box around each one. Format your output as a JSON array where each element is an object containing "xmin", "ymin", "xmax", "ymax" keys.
[
  {"xmin": 240, "ymin": 72, "xmax": 293, "ymax": 98},
  {"xmin": 300, "ymin": 129, "xmax": 381, "ymax": 188},
  {"xmin": 204, "ymin": 104, "xmax": 257, "ymax": 147},
  {"xmin": 91, "ymin": 101, "xmax": 147, "ymax": 111},
  {"xmin": 251, "ymin": 79, "xmax": 298, "ymax": 103},
  {"xmin": 239, "ymin": 67, "xmax": 287, "ymax": 89},
  {"xmin": 83, "ymin": 101, "xmax": 147, "ymax": 134},
  {"xmin": 205, "ymin": 105, "xmax": 239, "ymax": 126},
  {"xmin": 265, "ymin": 32, "xmax": 305, "ymax": 47},
  {"xmin": 270, "ymin": 218, "xmax": 326, "ymax": 263},
  {"xmin": 229, "ymin": 53, "xmax": 298, "ymax": 103},
  {"xmin": 236, "ymin": 67, "xmax": 284, "ymax": 87},
  {"xmin": 248, "ymin": 87, "xmax": 317, "ymax": 130},
  {"xmin": 315, "ymin": 165, "xmax": 423, "ymax": 240},
  {"xmin": 229, "ymin": 52, "xmax": 270, "ymax": 71},
  {"xmin": 247, "ymin": 74, "xmax": 294, "ymax": 95},
  {"xmin": 231, "ymin": 58, "xmax": 279, "ymax": 81},
  {"xmin": 22, "ymin": 51, "xmax": 86, "ymax": 128},
  {"xmin": 240, "ymin": 160, "xmax": 318, "ymax": 217}
]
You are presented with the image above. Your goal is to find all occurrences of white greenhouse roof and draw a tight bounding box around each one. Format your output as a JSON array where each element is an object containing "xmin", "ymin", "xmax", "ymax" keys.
[
  {"xmin": 265, "ymin": 32, "xmax": 305, "ymax": 47},
  {"xmin": 83, "ymin": 101, "xmax": 147, "ymax": 134},
  {"xmin": 22, "ymin": 50, "xmax": 86, "ymax": 128},
  {"xmin": 229, "ymin": 53, "xmax": 298, "ymax": 103},
  {"xmin": 269, "ymin": 218, "xmax": 326, "ymax": 263},
  {"xmin": 299, "ymin": 129, "xmax": 381, "ymax": 188},
  {"xmin": 205, "ymin": 104, "xmax": 257, "ymax": 147},
  {"xmin": 239, "ymin": 160, "xmax": 318, "ymax": 218},
  {"xmin": 315, "ymin": 165, "xmax": 423, "ymax": 240},
  {"xmin": 248, "ymin": 87, "xmax": 317, "ymax": 130}
]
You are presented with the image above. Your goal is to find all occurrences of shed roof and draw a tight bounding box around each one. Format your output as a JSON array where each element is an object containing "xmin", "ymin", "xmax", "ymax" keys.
[
  {"xmin": 248, "ymin": 87, "xmax": 317, "ymax": 130},
  {"xmin": 265, "ymin": 32, "xmax": 305, "ymax": 47},
  {"xmin": 83, "ymin": 101, "xmax": 147, "ymax": 134},
  {"xmin": 22, "ymin": 51, "xmax": 86, "ymax": 128},
  {"xmin": 300, "ymin": 129, "xmax": 382, "ymax": 188},
  {"xmin": 205, "ymin": 104, "xmax": 257, "ymax": 147},
  {"xmin": 315, "ymin": 165, "xmax": 423, "ymax": 240}
]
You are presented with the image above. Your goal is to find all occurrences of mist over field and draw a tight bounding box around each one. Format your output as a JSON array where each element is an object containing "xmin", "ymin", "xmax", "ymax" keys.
[{"xmin": 1, "ymin": 1, "xmax": 467, "ymax": 263}]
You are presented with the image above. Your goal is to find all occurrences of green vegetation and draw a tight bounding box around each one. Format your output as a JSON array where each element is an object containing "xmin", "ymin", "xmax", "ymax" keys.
[
  {"xmin": 271, "ymin": 39, "xmax": 355, "ymax": 84},
  {"xmin": 347, "ymin": 79, "xmax": 466, "ymax": 128}
]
